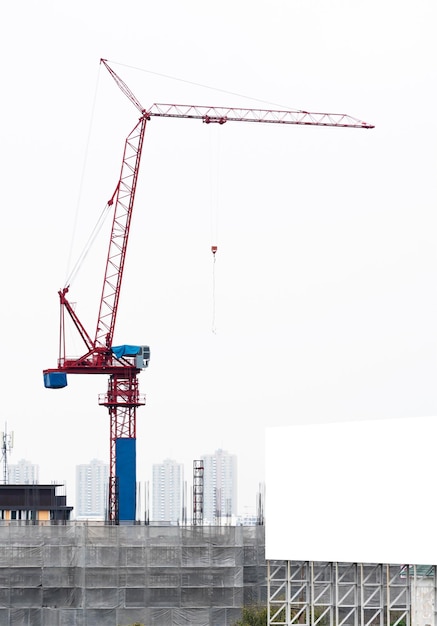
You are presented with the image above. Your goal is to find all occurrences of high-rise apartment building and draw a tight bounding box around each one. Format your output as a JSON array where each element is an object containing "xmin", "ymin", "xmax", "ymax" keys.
[
  {"xmin": 75, "ymin": 459, "xmax": 109, "ymax": 520},
  {"xmin": 202, "ymin": 449, "xmax": 237, "ymax": 524},
  {"xmin": 152, "ymin": 458, "xmax": 183, "ymax": 524},
  {"xmin": 8, "ymin": 459, "xmax": 39, "ymax": 484}
]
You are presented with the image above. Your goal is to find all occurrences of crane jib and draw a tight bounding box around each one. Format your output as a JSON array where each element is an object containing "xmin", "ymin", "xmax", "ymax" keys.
[{"xmin": 146, "ymin": 104, "xmax": 374, "ymax": 129}]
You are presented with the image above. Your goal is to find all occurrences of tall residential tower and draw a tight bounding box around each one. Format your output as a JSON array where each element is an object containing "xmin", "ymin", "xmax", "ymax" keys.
[
  {"xmin": 75, "ymin": 459, "xmax": 109, "ymax": 520},
  {"xmin": 8, "ymin": 459, "xmax": 39, "ymax": 485},
  {"xmin": 152, "ymin": 458, "xmax": 183, "ymax": 524},
  {"xmin": 202, "ymin": 449, "xmax": 237, "ymax": 524}
]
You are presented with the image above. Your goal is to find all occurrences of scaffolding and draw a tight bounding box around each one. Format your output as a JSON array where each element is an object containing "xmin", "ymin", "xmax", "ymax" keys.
[
  {"xmin": 193, "ymin": 460, "xmax": 204, "ymax": 526},
  {"xmin": 1, "ymin": 523, "xmax": 435, "ymax": 625},
  {"xmin": 268, "ymin": 561, "xmax": 436, "ymax": 626},
  {"xmin": 0, "ymin": 522, "xmax": 266, "ymax": 626}
]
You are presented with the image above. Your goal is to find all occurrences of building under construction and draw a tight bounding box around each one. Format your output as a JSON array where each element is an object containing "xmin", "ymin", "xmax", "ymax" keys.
[
  {"xmin": 0, "ymin": 522, "xmax": 266, "ymax": 626},
  {"xmin": 0, "ymin": 521, "xmax": 436, "ymax": 626}
]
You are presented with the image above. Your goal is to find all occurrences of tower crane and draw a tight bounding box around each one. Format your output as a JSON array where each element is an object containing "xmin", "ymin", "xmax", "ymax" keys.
[{"xmin": 43, "ymin": 59, "xmax": 374, "ymax": 523}]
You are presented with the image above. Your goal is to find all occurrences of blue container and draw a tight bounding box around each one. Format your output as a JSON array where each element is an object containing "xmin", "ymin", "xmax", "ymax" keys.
[
  {"xmin": 116, "ymin": 438, "xmax": 136, "ymax": 521},
  {"xmin": 44, "ymin": 372, "xmax": 68, "ymax": 389}
]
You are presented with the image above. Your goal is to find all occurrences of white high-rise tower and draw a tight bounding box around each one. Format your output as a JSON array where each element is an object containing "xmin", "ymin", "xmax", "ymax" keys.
[
  {"xmin": 8, "ymin": 458, "xmax": 39, "ymax": 485},
  {"xmin": 75, "ymin": 459, "xmax": 109, "ymax": 520},
  {"xmin": 202, "ymin": 449, "xmax": 237, "ymax": 524},
  {"xmin": 152, "ymin": 458, "xmax": 183, "ymax": 524}
]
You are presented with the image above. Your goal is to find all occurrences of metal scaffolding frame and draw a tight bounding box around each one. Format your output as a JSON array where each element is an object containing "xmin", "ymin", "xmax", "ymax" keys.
[
  {"xmin": 268, "ymin": 561, "xmax": 437, "ymax": 626},
  {"xmin": 192, "ymin": 459, "xmax": 204, "ymax": 526}
]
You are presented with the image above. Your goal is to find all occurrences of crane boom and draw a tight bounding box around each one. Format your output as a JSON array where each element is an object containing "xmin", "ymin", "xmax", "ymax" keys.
[
  {"xmin": 43, "ymin": 60, "xmax": 374, "ymax": 523},
  {"xmin": 100, "ymin": 59, "xmax": 374, "ymax": 129},
  {"xmin": 146, "ymin": 103, "xmax": 374, "ymax": 129},
  {"xmin": 94, "ymin": 117, "xmax": 147, "ymax": 352}
]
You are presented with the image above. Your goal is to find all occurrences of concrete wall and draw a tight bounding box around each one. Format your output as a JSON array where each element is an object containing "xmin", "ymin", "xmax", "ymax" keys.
[{"xmin": 412, "ymin": 577, "xmax": 435, "ymax": 626}]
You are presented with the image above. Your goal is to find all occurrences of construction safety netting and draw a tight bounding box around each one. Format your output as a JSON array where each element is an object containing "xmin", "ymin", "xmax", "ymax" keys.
[{"xmin": 0, "ymin": 523, "xmax": 266, "ymax": 626}]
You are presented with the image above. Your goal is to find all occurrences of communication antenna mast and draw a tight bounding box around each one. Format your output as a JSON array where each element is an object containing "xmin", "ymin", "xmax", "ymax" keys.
[{"xmin": 0, "ymin": 424, "xmax": 14, "ymax": 484}]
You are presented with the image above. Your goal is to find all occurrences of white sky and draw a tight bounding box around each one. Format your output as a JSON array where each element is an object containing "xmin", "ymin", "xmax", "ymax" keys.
[{"xmin": 1, "ymin": 0, "xmax": 436, "ymax": 518}]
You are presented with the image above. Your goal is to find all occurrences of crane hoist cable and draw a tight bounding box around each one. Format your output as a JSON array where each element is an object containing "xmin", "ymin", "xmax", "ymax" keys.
[
  {"xmin": 211, "ymin": 245, "xmax": 217, "ymax": 334},
  {"xmin": 209, "ymin": 126, "xmax": 220, "ymax": 333}
]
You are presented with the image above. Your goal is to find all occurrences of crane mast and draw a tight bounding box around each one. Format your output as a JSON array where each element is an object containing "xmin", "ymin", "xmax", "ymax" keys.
[{"xmin": 43, "ymin": 60, "xmax": 373, "ymax": 523}]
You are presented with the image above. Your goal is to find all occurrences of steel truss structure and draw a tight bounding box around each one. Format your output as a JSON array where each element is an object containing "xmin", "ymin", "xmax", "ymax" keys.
[
  {"xmin": 268, "ymin": 561, "xmax": 437, "ymax": 626},
  {"xmin": 192, "ymin": 460, "xmax": 204, "ymax": 526}
]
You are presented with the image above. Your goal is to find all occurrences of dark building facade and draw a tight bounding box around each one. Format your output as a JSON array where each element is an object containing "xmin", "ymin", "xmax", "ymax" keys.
[{"xmin": 0, "ymin": 484, "xmax": 73, "ymax": 522}]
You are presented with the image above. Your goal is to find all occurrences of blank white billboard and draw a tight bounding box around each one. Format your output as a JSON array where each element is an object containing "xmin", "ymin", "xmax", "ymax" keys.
[{"xmin": 265, "ymin": 415, "xmax": 437, "ymax": 565}]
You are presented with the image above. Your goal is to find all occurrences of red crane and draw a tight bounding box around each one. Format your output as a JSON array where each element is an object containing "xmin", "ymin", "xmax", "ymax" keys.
[{"xmin": 43, "ymin": 60, "xmax": 374, "ymax": 522}]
